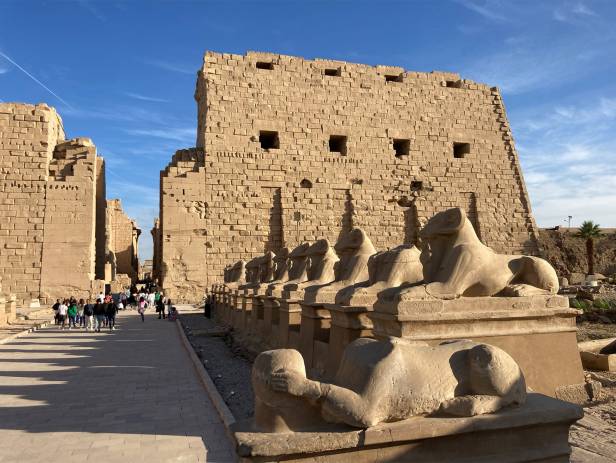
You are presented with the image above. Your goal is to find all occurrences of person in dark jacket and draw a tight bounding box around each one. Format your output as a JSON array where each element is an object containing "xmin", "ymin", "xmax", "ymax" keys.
[
  {"xmin": 83, "ymin": 300, "xmax": 94, "ymax": 331},
  {"xmin": 52, "ymin": 299, "xmax": 61, "ymax": 325},
  {"xmin": 106, "ymin": 301, "xmax": 117, "ymax": 331},
  {"xmin": 93, "ymin": 300, "xmax": 106, "ymax": 333}
]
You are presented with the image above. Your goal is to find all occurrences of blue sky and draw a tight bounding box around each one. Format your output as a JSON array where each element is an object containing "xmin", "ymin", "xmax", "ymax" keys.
[{"xmin": 1, "ymin": 0, "xmax": 616, "ymax": 259}]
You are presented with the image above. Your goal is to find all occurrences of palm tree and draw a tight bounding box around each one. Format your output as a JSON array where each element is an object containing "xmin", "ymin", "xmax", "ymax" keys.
[{"xmin": 577, "ymin": 221, "xmax": 601, "ymax": 275}]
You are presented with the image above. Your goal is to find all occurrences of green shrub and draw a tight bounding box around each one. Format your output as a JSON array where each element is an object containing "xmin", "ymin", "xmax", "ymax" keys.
[{"xmin": 593, "ymin": 299, "xmax": 610, "ymax": 310}]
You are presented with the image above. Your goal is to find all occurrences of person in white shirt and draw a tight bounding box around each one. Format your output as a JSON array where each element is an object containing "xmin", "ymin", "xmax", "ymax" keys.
[
  {"xmin": 57, "ymin": 301, "xmax": 68, "ymax": 330},
  {"xmin": 147, "ymin": 292, "xmax": 155, "ymax": 309}
]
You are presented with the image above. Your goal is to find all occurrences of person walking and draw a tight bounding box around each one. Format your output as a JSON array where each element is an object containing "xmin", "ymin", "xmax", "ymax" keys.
[
  {"xmin": 94, "ymin": 299, "xmax": 106, "ymax": 333},
  {"xmin": 67, "ymin": 300, "xmax": 78, "ymax": 330},
  {"xmin": 57, "ymin": 300, "xmax": 68, "ymax": 330},
  {"xmin": 137, "ymin": 296, "xmax": 146, "ymax": 322},
  {"xmin": 52, "ymin": 299, "xmax": 61, "ymax": 325},
  {"xmin": 84, "ymin": 299, "xmax": 94, "ymax": 331},
  {"xmin": 78, "ymin": 298, "xmax": 86, "ymax": 328},
  {"xmin": 156, "ymin": 297, "xmax": 165, "ymax": 319},
  {"xmin": 147, "ymin": 291, "xmax": 155, "ymax": 309},
  {"xmin": 106, "ymin": 299, "xmax": 117, "ymax": 331}
]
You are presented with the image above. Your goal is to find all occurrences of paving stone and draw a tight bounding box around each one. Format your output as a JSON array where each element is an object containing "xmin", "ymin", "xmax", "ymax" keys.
[{"xmin": 0, "ymin": 311, "xmax": 235, "ymax": 462}]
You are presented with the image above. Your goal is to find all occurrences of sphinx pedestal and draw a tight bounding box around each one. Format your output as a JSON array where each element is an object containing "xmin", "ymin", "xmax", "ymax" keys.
[
  {"xmin": 371, "ymin": 294, "xmax": 585, "ymax": 399},
  {"xmin": 260, "ymin": 295, "xmax": 281, "ymax": 349},
  {"xmin": 234, "ymin": 393, "xmax": 582, "ymax": 463},
  {"xmin": 298, "ymin": 302, "xmax": 332, "ymax": 375},
  {"xmin": 322, "ymin": 303, "xmax": 373, "ymax": 379},
  {"xmin": 278, "ymin": 290, "xmax": 304, "ymax": 351}
]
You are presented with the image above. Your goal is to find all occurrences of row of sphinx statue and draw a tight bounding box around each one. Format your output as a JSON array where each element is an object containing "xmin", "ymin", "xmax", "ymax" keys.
[
  {"xmin": 222, "ymin": 207, "xmax": 559, "ymax": 303},
  {"xmin": 214, "ymin": 208, "xmax": 560, "ymax": 433}
]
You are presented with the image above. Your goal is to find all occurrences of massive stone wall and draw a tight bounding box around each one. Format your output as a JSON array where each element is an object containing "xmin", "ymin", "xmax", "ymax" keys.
[
  {"xmin": 40, "ymin": 138, "xmax": 105, "ymax": 299},
  {"xmin": 0, "ymin": 103, "xmax": 111, "ymax": 304},
  {"xmin": 0, "ymin": 103, "xmax": 64, "ymax": 301},
  {"xmin": 106, "ymin": 198, "xmax": 140, "ymax": 282},
  {"xmin": 159, "ymin": 51, "xmax": 539, "ymax": 301}
]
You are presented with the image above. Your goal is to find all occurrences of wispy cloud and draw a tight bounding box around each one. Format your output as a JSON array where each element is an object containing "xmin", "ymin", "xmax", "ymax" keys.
[
  {"xmin": 78, "ymin": 0, "xmax": 107, "ymax": 22},
  {"xmin": 144, "ymin": 59, "xmax": 195, "ymax": 75},
  {"xmin": 0, "ymin": 66, "xmax": 9, "ymax": 75},
  {"xmin": 0, "ymin": 50, "xmax": 72, "ymax": 108},
  {"xmin": 554, "ymin": 2, "xmax": 598, "ymax": 22},
  {"xmin": 124, "ymin": 127, "xmax": 195, "ymax": 144},
  {"xmin": 513, "ymin": 95, "xmax": 616, "ymax": 228},
  {"xmin": 454, "ymin": 0, "xmax": 508, "ymax": 22},
  {"xmin": 125, "ymin": 92, "xmax": 170, "ymax": 103}
]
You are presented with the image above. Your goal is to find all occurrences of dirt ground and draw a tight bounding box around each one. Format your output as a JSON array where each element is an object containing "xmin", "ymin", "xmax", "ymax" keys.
[
  {"xmin": 577, "ymin": 320, "xmax": 616, "ymax": 342},
  {"xmin": 181, "ymin": 312, "xmax": 616, "ymax": 461},
  {"xmin": 180, "ymin": 313, "xmax": 255, "ymax": 419}
]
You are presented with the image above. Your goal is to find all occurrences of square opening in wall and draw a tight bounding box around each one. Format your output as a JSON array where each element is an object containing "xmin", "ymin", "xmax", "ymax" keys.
[
  {"xmin": 256, "ymin": 61, "xmax": 274, "ymax": 70},
  {"xmin": 411, "ymin": 181, "xmax": 423, "ymax": 191},
  {"xmin": 329, "ymin": 135, "xmax": 347, "ymax": 155},
  {"xmin": 324, "ymin": 68, "xmax": 341, "ymax": 77},
  {"xmin": 259, "ymin": 131, "xmax": 280, "ymax": 150},
  {"xmin": 453, "ymin": 142, "xmax": 471, "ymax": 158},
  {"xmin": 385, "ymin": 74, "xmax": 403, "ymax": 83},
  {"xmin": 393, "ymin": 139, "xmax": 410, "ymax": 157},
  {"xmin": 446, "ymin": 80, "xmax": 463, "ymax": 88}
]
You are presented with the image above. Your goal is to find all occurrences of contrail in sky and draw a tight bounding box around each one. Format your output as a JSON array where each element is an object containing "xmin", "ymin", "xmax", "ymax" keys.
[{"xmin": 0, "ymin": 50, "xmax": 73, "ymax": 109}]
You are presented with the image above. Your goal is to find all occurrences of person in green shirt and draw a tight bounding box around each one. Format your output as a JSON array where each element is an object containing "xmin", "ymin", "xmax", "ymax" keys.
[{"xmin": 67, "ymin": 301, "xmax": 78, "ymax": 329}]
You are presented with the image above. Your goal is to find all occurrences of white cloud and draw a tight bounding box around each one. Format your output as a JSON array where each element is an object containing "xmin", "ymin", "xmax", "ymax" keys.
[
  {"xmin": 144, "ymin": 59, "xmax": 195, "ymax": 75},
  {"xmin": 554, "ymin": 2, "xmax": 598, "ymax": 23},
  {"xmin": 454, "ymin": 0, "xmax": 509, "ymax": 22},
  {"xmin": 125, "ymin": 92, "xmax": 170, "ymax": 103},
  {"xmin": 124, "ymin": 127, "xmax": 195, "ymax": 144},
  {"xmin": 514, "ymin": 96, "xmax": 616, "ymax": 227}
]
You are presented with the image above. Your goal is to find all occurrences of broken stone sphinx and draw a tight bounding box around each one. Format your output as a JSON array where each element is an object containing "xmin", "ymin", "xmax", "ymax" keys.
[{"xmin": 252, "ymin": 337, "xmax": 527, "ymax": 432}]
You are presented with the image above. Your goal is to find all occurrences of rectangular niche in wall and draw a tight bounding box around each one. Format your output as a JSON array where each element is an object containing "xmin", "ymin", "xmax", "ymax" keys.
[
  {"xmin": 453, "ymin": 142, "xmax": 471, "ymax": 159},
  {"xmin": 256, "ymin": 61, "xmax": 274, "ymax": 70},
  {"xmin": 324, "ymin": 68, "xmax": 341, "ymax": 77},
  {"xmin": 393, "ymin": 139, "xmax": 410, "ymax": 157},
  {"xmin": 259, "ymin": 131, "xmax": 280, "ymax": 150},
  {"xmin": 329, "ymin": 135, "xmax": 347, "ymax": 155}
]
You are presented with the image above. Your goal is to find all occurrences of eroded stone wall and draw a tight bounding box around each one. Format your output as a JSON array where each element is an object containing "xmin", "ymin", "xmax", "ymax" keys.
[
  {"xmin": 107, "ymin": 198, "xmax": 140, "ymax": 282},
  {"xmin": 0, "ymin": 103, "xmax": 110, "ymax": 304},
  {"xmin": 0, "ymin": 103, "xmax": 64, "ymax": 302},
  {"xmin": 160, "ymin": 51, "xmax": 539, "ymax": 302}
]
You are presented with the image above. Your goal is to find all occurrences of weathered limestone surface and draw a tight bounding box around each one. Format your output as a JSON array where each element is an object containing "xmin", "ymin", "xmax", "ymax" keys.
[
  {"xmin": 235, "ymin": 393, "xmax": 582, "ymax": 463},
  {"xmin": 160, "ymin": 50, "xmax": 539, "ymax": 302},
  {"xmin": 107, "ymin": 198, "xmax": 140, "ymax": 282},
  {"xmin": 41, "ymin": 138, "xmax": 106, "ymax": 300},
  {"xmin": 0, "ymin": 103, "xmax": 136, "ymax": 304}
]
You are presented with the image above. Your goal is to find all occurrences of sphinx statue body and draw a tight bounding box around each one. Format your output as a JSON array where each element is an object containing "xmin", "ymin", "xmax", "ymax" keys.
[
  {"xmin": 267, "ymin": 243, "xmax": 310, "ymax": 296},
  {"xmin": 283, "ymin": 239, "xmax": 339, "ymax": 294},
  {"xmin": 335, "ymin": 244, "xmax": 424, "ymax": 306},
  {"xmin": 225, "ymin": 260, "xmax": 246, "ymax": 289},
  {"xmin": 253, "ymin": 337, "xmax": 526, "ymax": 431},
  {"xmin": 398, "ymin": 208, "xmax": 558, "ymax": 300},
  {"xmin": 304, "ymin": 228, "xmax": 376, "ymax": 303}
]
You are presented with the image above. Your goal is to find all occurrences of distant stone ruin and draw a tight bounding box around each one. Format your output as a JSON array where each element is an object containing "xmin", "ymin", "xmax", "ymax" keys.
[
  {"xmin": 0, "ymin": 103, "xmax": 139, "ymax": 304},
  {"xmin": 155, "ymin": 50, "xmax": 539, "ymax": 302}
]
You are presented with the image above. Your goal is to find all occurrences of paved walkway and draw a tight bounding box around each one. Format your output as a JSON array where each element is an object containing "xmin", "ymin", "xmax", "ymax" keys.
[{"xmin": 0, "ymin": 310, "xmax": 235, "ymax": 462}]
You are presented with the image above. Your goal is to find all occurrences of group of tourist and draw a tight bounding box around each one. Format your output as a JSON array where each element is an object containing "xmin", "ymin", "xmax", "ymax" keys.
[
  {"xmin": 52, "ymin": 295, "xmax": 117, "ymax": 332},
  {"xmin": 52, "ymin": 288, "xmax": 176, "ymax": 331}
]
